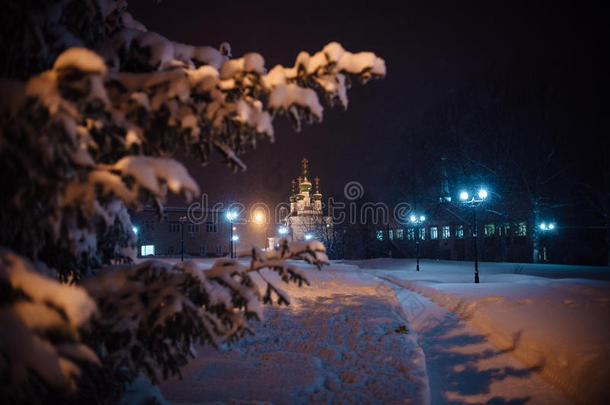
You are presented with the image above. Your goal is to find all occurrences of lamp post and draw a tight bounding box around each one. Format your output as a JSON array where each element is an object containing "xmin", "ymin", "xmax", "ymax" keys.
[
  {"xmin": 537, "ymin": 222, "xmax": 557, "ymax": 262},
  {"xmin": 459, "ymin": 188, "xmax": 488, "ymax": 283},
  {"xmin": 278, "ymin": 226, "xmax": 288, "ymax": 237},
  {"xmin": 226, "ymin": 210, "xmax": 238, "ymax": 258},
  {"xmin": 409, "ymin": 214, "xmax": 426, "ymax": 271},
  {"xmin": 179, "ymin": 216, "xmax": 187, "ymax": 262}
]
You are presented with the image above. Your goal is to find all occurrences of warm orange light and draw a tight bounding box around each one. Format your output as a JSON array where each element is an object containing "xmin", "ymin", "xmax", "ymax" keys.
[{"xmin": 254, "ymin": 211, "xmax": 264, "ymax": 224}]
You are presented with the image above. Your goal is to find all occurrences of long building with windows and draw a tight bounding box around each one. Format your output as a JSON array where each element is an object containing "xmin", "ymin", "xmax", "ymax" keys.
[
  {"xmin": 368, "ymin": 157, "xmax": 566, "ymax": 263},
  {"xmin": 132, "ymin": 206, "xmax": 231, "ymax": 258},
  {"xmin": 366, "ymin": 156, "xmax": 603, "ymax": 265},
  {"xmin": 374, "ymin": 207, "xmax": 533, "ymax": 263}
]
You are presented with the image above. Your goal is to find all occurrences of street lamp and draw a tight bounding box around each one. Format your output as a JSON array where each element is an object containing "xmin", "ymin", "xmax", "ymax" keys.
[
  {"xmin": 409, "ymin": 214, "xmax": 426, "ymax": 271},
  {"xmin": 226, "ymin": 210, "xmax": 238, "ymax": 258},
  {"xmin": 459, "ymin": 187, "xmax": 488, "ymax": 283},
  {"xmin": 132, "ymin": 226, "xmax": 138, "ymax": 235},
  {"xmin": 278, "ymin": 226, "xmax": 288, "ymax": 235},
  {"xmin": 538, "ymin": 221, "xmax": 557, "ymax": 262},
  {"xmin": 252, "ymin": 210, "xmax": 267, "ymax": 249},
  {"xmin": 253, "ymin": 211, "xmax": 264, "ymax": 224},
  {"xmin": 304, "ymin": 233, "xmax": 313, "ymax": 241}
]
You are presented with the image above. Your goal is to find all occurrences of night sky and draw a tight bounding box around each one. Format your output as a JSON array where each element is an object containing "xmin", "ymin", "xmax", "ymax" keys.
[{"xmin": 128, "ymin": 0, "xmax": 605, "ymax": 209}]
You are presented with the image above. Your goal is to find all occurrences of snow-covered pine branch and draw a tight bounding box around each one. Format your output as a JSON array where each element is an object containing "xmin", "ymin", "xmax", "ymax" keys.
[
  {"xmin": 81, "ymin": 240, "xmax": 329, "ymax": 385},
  {"xmin": 0, "ymin": 250, "xmax": 99, "ymax": 400},
  {"xmin": 0, "ymin": 0, "xmax": 383, "ymax": 401}
]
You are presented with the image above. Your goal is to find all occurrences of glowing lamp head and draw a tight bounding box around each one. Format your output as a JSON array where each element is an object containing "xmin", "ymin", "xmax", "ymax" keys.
[
  {"xmin": 231, "ymin": 234, "xmax": 239, "ymax": 241},
  {"xmin": 459, "ymin": 191, "xmax": 469, "ymax": 201},
  {"xmin": 278, "ymin": 226, "xmax": 288, "ymax": 235},
  {"xmin": 410, "ymin": 215, "xmax": 417, "ymax": 223},
  {"xmin": 132, "ymin": 226, "xmax": 138, "ymax": 234},
  {"xmin": 478, "ymin": 189, "xmax": 488, "ymax": 199},
  {"xmin": 420, "ymin": 215, "xmax": 426, "ymax": 222},
  {"xmin": 539, "ymin": 223, "xmax": 547, "ymax": 230},
  {"xmin": 226, "ymin": 210, "xmax": 238, "ymax": 221},
  {"xmin": 254, "ymin": 211, "xmax": 264, "ymax": 224},
  {"xmin": 304, "ymin": 233, "xmax": 313, "ymax": 241},
  {"xmin": 548, "ymin": 223, "xmax": 555, "ymax": 230}
]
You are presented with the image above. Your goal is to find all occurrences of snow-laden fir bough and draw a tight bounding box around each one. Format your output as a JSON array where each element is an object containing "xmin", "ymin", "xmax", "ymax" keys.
[{"xmin": 0, "ymin": 0, "xmax": 385, "ymax": 403}]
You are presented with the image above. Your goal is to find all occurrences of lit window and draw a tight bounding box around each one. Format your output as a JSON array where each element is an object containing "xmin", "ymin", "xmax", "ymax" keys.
[
  {"xmin": 456, "ymin": 224, "xmax": 464, "ymax": 238},
  {"xmin": 376, "ymin": 230, "xmax": 383, "ymax": 241},
  {"xmin": 396, "ymin": 229, "xmax": 404, "ymax": 240},
  {"xmin": 389, "ymin": 229, "xmax": 394, "ymax": 240},
  {"xmin": 407, "ymin": 228, "xmax": 415, "ymax": 240},
  {"xmin": 430, "ymin": 226, "xmax": 438, "ymax": 240},
  {"xmin": 419, "ymin": 228, "xmax": 426, "ymax": 240},
  {"xmin": 499, "ymin": 223, "xmax": 510, "ymax": 236},
  {"xmin": 141, "ymin": 245, "xmax": 155, "ymax": 256},
  {"xmin": 515, "ymin": 221, "xmax": 527, "ymax": 236},
  {"xmin": 484, "ymin": 224, "xmax": 495, "ymax": 237},
  {"xmin": 442, "ymin": 226, "xmax": 450, "ymax": 239}
]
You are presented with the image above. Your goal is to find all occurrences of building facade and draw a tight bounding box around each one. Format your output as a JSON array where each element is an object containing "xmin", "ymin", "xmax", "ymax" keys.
[
  {"xmin": 366, "ymin": 157, "xmax": 604, "ymax": 265},
  {"xmin": 132, "ymin": 206, "xmax": 230, "ymax": 258}
]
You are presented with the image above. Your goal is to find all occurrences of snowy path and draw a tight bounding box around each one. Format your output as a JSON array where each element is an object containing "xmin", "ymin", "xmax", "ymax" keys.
[
  {"xmin": 154, "ymin": 258, "xmax": 608, "ymax": 404},
  {"xmin": 160, "ymin": 264, "xmax": 429, "ymax": 404},
  {"xmin": 381, "ymin": 279, "xmax": 573, "ymax": 405},
  {"xmin": 352, "ymin": 258, "xmax": 610, "ymax": 405}
]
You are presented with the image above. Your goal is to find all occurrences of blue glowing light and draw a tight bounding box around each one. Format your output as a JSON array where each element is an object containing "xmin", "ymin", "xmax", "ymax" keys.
[{"xmin": 226, "ymin": 210, "xmax": 238, "ymax": 221}]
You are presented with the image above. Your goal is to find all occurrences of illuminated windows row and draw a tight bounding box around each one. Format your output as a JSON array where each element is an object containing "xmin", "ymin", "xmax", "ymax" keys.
[
  {"xmin": 376, "ymin": 221, "xmax": 528, "ymax": 241},
  {"xmin": 378, "ymin": 225, "xmax": 463, "ymax": 241}
]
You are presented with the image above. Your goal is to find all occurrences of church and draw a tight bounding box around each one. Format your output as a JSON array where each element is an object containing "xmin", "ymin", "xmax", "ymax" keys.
[{"xmin": 270, "ymin": 158, "xmax": 333, "ymax": 247}]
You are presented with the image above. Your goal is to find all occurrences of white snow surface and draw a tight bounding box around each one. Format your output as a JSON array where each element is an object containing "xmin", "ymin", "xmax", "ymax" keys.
[
  {"xmin": 159, "ymin": 260, "xmax": 429, "ymax": 405},
  {"xmin": 150, "ymin": 258, "xmax": 608, "ymax": 404},
  {"xmin": 351, "ymin": 258, "xmax": 610, "ymax": 405}
]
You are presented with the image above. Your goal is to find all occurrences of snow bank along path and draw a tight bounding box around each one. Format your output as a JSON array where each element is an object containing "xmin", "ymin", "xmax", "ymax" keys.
[
  {"xmin": 352, "ymin": 258, "xmax": 610, "ymax": 405},
  {"xmin": 160, "ymin": 261, "xmax": 430, "ymax": 404}
]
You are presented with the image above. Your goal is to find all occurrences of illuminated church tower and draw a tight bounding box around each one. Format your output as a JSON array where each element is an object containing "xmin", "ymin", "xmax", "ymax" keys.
[
  {"xmin": 278, "ymin": 158, "xmax": 332, "ymax": 243},
  {"xmin": 290, "ymin": 158, "xmax": 323, "ymax": 216}
]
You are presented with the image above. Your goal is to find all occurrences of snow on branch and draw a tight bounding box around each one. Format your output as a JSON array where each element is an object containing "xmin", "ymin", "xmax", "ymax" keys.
[
  {"xmin": 0, "ymin": 250, "xmax": 99, "ymax": 398},
  {"xmin": 81, "ymin": 239, "xmax": 328, "ymax": 383}
]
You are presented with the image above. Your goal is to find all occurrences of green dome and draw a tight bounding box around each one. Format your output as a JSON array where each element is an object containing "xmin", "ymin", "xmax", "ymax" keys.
[
  {"xmin": 296, "ymin": 194, "xmax": 305, "ymax": 200},
  {"xmin": 300, "ymin": 182, "xmax": 312, "ymax": 192}
]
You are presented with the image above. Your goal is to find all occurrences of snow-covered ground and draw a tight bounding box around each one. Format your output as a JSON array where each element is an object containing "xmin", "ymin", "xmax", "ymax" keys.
[
  {"xmin": 158, "ymin": 260, "xmax": 429, "ymax": 404},
  {"xmin": 350, "ymin": 259, "xmax": 610, "ymax": 405},
  {"xmin": 144, "ymin": 258, "xmax": 608, "ymax": 405}
]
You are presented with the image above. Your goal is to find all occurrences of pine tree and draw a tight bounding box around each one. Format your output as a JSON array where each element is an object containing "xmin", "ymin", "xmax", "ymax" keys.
[{"xmin": 0, "ymin": 1, "xmax": 385, "ymax": 402}]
